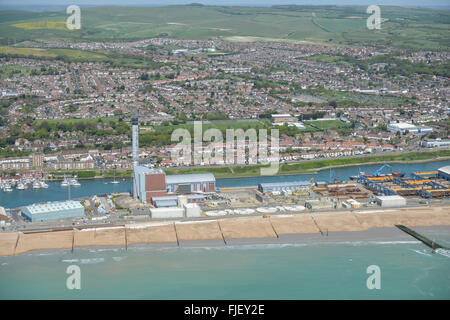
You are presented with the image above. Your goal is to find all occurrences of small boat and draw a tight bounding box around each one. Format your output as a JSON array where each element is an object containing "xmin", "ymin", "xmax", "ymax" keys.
[
  {"xmin": 61, "ymin": 177, "xmax": 69, "ymax": 187},
  {"xmin": 40, "ymin": 181, "xmax": 49, "ymax": 188},
  {"xmin": 32, "ymin": 181, "xmax": 41, "ymax": 189},
  {"xmin": 17, "ymin": 182, "xmax": 26, "ymax": 190},
  {"xmin": 70, "ymin": 178, "xmax": 81, "ymax": 186},
  {"xmin": 110, "ymin": 171, "xmax": 120, "ymax": 184},
  {"xmin": 3, "ymin": 183, "xmax": 13, "ymax": 192}
]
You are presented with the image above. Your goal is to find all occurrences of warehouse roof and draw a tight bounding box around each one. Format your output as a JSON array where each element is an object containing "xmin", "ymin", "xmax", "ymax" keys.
[
  {"xmin": 22, "ymin": 201, "xmax": 83, "ymax": 215},
  {"xmin": 374, "ymin": 195, "xmax": 405, "ymax": 201},
  {"xmin": 388, "ymin": 122, "xmax": 416, "ymax": 129},
  {"xmin": 166, "ymin": 173, "xmax": 215, "ymax": 184},
  {"xmin": 438, "ymin": 166, "xmax": 450, "ymax": 176},
  {"xmin": 153, "ymin": 200, "xmax": 178, "ymax": 208}
]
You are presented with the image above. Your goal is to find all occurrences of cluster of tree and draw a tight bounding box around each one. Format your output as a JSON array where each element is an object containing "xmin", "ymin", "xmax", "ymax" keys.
[
  {"xmin": 298, "ymin": 111, "xmax": 326, "ymax": 120},
  {"xmin": 0, "ymin": 119, "xmax": 132, "ymax": 146},
  {"xmin": 201, "ymin": 112, "xmax": 230, "ymax": 121},
  {"xmin": 274, "ymin": 123, "xmax": 303, "ymax": 137},
  {"xmin": 258, "ymin": 109, "xmax": 278, "ymax": 119}
]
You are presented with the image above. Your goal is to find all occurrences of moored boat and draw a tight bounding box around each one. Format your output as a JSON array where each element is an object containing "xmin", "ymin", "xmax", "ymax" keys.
[{"xmin": 32, "ymin": 181, "xmax": 41, "ymax": 189}]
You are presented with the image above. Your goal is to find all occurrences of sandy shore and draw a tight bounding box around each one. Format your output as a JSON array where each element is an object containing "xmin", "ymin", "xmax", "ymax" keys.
[{"xmin": 1, "ymin": 205, "xmax": 449, "ymax": 256}]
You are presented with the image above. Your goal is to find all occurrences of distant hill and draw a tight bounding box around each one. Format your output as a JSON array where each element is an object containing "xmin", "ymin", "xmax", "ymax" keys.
[{"xmin": 0, "ymin": 5, "xmax": 448, "ymax": 50}]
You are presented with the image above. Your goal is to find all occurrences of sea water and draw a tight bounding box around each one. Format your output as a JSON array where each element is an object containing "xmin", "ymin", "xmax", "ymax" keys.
[{"xmin": 0, "ymin": 231, "xmax": 449, "ymax": 299}]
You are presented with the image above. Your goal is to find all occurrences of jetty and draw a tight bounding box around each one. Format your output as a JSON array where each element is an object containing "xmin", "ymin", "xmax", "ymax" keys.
[{"xmin": 395, "ymin": 224, "xmax": 448, "ymax": 250}]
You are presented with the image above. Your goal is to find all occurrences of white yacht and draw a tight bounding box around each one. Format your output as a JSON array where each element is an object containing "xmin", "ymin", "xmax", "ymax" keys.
[
  {"xmin": 70, "ymin": 177, "xmax": 81, "ymax": 186},
  {"xmin": 61, "ymin": 177, "xmax": 70, "ymax": 187},
  {"xmin": 40, "ymin": 181, "xmax": 49, "ymax": 188},
  {"xmin": 32, "ymin": 181, "xmax": 41, "ymax": 189},
  {"xmin": 3, "ymin": 183, "xmax": 13, "ymax": 192},
  {"xmin": 17, "ymin": 182, "xmax": 26, "ymax": 190},
  {"xmin": 111, "ymin": 171, "xmax": 120, "ymax": 184}
]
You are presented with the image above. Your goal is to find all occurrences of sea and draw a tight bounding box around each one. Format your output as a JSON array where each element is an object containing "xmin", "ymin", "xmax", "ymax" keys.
[
  {"xmin": 0, "ymin": 160, "xmax": 449, "ymax": 299},
  {"xmin": 0, "ymin": 235, "xmax": 449, "ymax": 299}
]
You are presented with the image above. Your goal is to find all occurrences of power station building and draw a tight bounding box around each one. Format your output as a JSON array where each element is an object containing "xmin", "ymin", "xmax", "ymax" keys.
[
  {"xmin": 133, "ymin": 165, "xmax": 216, "ymax": 204},
  {"xmin": 21, "ymin": 200, "xmax": 85, "ymax": 222}
]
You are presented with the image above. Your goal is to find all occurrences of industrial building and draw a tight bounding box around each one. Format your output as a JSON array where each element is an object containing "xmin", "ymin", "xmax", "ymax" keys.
[
  {"xmin": 375, "ymin": 195, "xmax": 406, "ymax": 207},
  {"xmin": 133, "ymin": 166, "xmax": 168, "ymax": 204},
  {"xmin": 387, "ymin": 122, "xmax": 432, "ymax": 134},
  {"xmin": 438, "ymin": 166, "xmax": 450, "ymax": 181},
  {"xmin": 152, "ymin": 194, "xmax": 205, "ymax": 208},
  {"xmin": 258, "ymin": 181, "xmax": 312, "ymax": 194},
  {"xmin": 133, "ymin": 165, "xmax": 216, "ymax": 204},
  {"xmin": 149, "ymin": 202, "xmax": 202, "ymax": 219},
  {"xmin": 21, "ymin": 200, "xmax": 85, "ymax": 222},
  {"xmin": 421, "ymin": 139, "xmax": 450, "ymax": 148},
  {"xmin": 166, "ymin": 173, "xmax": 215, "ymax": 194}
]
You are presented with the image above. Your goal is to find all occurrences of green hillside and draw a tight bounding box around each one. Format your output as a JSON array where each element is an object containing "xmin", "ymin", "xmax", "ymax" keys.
[{"xmin": 0, "ymin": 5, "xmax": 448, "ymax": 50}]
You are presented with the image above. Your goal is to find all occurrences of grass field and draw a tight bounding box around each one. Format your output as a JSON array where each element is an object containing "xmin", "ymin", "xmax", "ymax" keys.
[
  {"xmin": 0, "ymin": 46, "xmax": 108, "ymax": 60},
  {"xmin": 303, "ymin": 120, "xmax": 350, "ymax": 131},
  {"xmin": 11, "ymin": 21, "xmax": 67, "ymax": 30},
  {"xmin": 0, "ymin": 5, "xmax": 448, "ymax": 50},
  {"xmin": 0, "ymin": 64, "xmax": 35, "ymax": 78}
]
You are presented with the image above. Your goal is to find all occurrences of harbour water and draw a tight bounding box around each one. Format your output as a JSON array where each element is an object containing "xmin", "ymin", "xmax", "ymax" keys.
[
  {"xmin": 0, "ymin": 231, "xmax": 449, "ymax": 299},
  {"xmin": 0, "ymin": 159, "xmax": 449, "ymax": 209}
]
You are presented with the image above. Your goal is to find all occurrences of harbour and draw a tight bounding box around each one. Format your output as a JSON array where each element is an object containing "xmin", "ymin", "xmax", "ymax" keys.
[{"xmin": 1, "ymin": 159, "xmax": 449, "ymax": 209}]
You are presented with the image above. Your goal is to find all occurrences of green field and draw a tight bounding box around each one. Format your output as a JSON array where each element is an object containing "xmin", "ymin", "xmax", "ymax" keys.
[
  {"xmin": 0, "ymin": 5, "xmax": 449, "ymax": 50},
  {"xmin": 304, "ymin": 120, "xmax": 350, "ymax": 130}
]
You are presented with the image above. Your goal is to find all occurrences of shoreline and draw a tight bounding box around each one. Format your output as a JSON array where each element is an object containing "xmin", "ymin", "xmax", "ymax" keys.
[
  {"xmin": 2, "ymin": 225, "xmax": 449, "ymax": 258},
  {"xmin": 30, "ymin": 155, "xmax": 450, "ymax": 181},
  {"xmin": 1, "ymin": 205, "xmax": 449, "ymax": 257}
]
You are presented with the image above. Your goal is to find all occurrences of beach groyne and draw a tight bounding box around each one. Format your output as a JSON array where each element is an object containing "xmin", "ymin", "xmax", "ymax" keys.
[
  {"xmin": 395, "ymin": 224, "xmax": 449, "ymax": 250},
  {"xmin": 0, "ymin": 205, "xmax": 449, "ymax": 256}
]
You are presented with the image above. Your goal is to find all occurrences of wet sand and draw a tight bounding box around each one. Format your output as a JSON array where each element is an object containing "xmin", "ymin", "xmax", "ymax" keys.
[{"xmin": 1, "ymin": 205, "xmax": 449, "ymax": 256}]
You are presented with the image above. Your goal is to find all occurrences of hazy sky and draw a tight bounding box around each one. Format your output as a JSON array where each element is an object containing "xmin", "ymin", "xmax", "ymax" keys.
[{"xmin": 1, "ymin": 0, "xmax": 449, "ymax": 9}]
